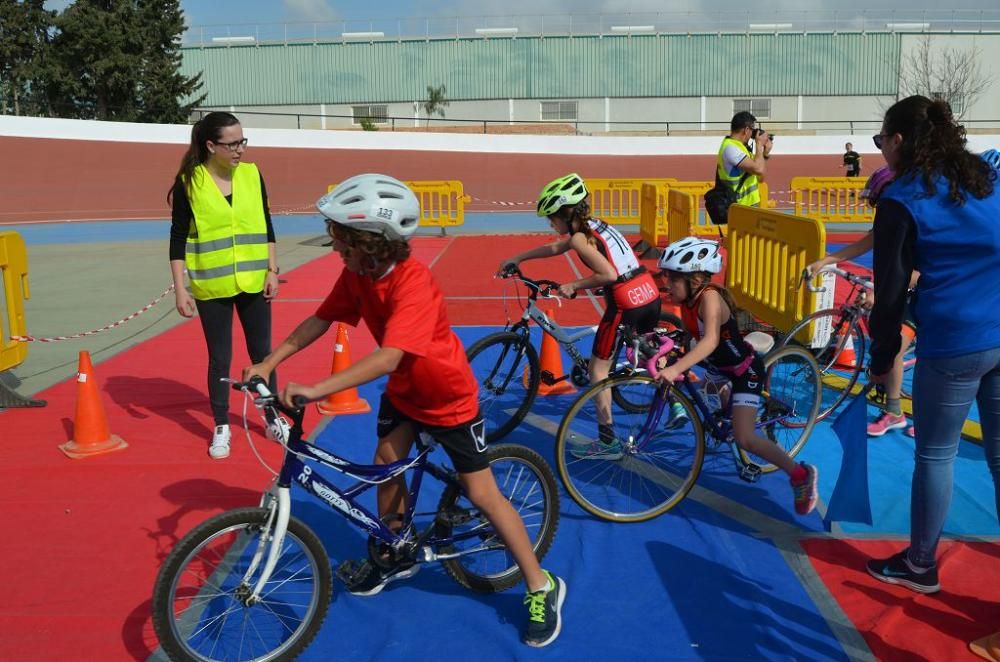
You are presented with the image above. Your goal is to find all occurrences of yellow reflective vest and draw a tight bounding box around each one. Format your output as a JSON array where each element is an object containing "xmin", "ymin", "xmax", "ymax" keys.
[
  {"xmin": 184, "ymin": 162, "xmax": 269, "ymax": 300},
  {"xmin": 716, "ymin": 137, "xmax": 761, "ymax": 208}
]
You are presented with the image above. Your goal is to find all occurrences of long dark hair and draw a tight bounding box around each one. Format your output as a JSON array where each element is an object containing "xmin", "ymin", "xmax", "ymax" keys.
[
  {"xmin": 675, "ymin": 271, "xmax": 740, "ymax": 318},
  {"xmin": 167, "ymin": 111, "xmax": 241, "ymax": 204},
  {"xmin": 883, "ymin": 95, "xmax": 994, "ymax": 204},
  {"xmin": 553, "ymin": 198, "xmax": 597, "ymax": 245}
]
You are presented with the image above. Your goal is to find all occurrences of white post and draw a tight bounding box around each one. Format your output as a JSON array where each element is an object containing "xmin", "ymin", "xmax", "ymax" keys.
[
  {"xmin": 509, "ymin": 98, "xmax": 514, "ymax": 125},
  {"xmin": 413, "ymin": 101, "xmax": 419, "ymax": 128},
  {"xmin": 320, "ymin": 103, "xmax": 327, "ymax": 130},
  {"xmin": 605, "ymin": 97, "xmax": 610, "ymax": 133},
  {"xmin": 797, "ymin": 95, "xmax": 803, "ymax": 130},
  {"xmin": 700, "ymin": 96, "xmax": 706, "ymax": 131}
]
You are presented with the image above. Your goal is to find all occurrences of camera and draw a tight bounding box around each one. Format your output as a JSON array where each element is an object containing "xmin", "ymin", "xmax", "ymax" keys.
[{"xmin": 752, "ymin": 127, "xmax": 774, "ymax": 141}]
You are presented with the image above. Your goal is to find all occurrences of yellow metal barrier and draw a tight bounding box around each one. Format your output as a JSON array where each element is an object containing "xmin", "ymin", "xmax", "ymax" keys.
[
  {"xmin": 640, "ymin": 180, "xmax": 776, "ymax": 249},
  {"xmin": 1, "ymin": 231, "xmax": 30, "ymax": 372},
  {"xmin": 791, "ymin": 176, "xmax": 873, "ymax": 223},
  {"xmin": 587, "ymin": 178, "xmax": 677, "ymax": 226},
  {"xmin": 326, "ymin": 180, "xmax": 470, "ymax": 231},
  {"xmin": 726, "ymin": 206, "xmax": 826, "ymax": 335}
]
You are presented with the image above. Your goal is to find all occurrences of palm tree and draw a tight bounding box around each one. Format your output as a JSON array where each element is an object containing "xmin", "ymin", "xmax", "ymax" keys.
[{"xmin": 422, "ymin": 84, "xmax": 449, "ymax": 127}]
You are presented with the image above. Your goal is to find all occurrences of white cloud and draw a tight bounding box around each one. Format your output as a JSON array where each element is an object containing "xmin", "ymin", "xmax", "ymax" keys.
[{"xmin": 284, "ymin": 0, "xmax": 338, "ymax": 22}]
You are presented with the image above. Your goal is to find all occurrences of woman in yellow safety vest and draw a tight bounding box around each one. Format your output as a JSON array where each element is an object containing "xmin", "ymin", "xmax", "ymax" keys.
[{"xmin": 168, "ymin": 111, "xmax": 279, "ymax": 459}]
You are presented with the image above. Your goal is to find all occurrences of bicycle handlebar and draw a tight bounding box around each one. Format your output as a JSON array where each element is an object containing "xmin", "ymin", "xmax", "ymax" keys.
[
  {"xmin": 499, "ymin": 263, "xmax": 571, "ymax": 299},
  {"xmin": 228, "ymin": 377, "xmax": 309, "ymax": 415},
  {"xmin": 801, "ymin": 266, "xmax": 873, "ymax": 293},
  {"xmin": 625, "ymin": 330, "xmax": 681, "ymax": 378}
]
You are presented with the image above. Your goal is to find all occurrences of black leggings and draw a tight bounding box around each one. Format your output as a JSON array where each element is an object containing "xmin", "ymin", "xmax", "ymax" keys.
[{"xmin": 195, "ymin": 291, "xmax": 276, "ymax": 425}]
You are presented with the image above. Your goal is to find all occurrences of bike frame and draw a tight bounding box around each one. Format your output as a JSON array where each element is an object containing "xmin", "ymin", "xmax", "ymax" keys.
[
  {"xmin": 242, "ymin": 395, "xmax": 499, "ymax": 603},
  {"xmin": 510, "ymin": 297, "xmax": 597, "ymax": 368},
  {"xmin": 633, "ymin": 351, "xmax": 802, "ymax": 477}
]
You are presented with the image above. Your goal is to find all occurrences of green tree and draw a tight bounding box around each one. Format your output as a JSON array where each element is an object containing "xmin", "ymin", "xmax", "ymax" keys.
[
  {"xmin": 423, "ymin": 84, "xmax": 449, "ymax": 126},
  {"xmin": 45, "ymin": 0, "xmax": 144, "ymax": 119},
  {"xmin": 0, "ymin": 0, "xmax": 56, "ymax": 116},
  {"xmin": 41, "ymin": 0, "xmax": 202, "ymax": 121},
  {"xmin": 135, "ymin": 0, "xmax": 204, "ymax": 122}
]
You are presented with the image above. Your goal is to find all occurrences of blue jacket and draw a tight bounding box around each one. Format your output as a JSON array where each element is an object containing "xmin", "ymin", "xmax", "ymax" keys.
[{"xmin": 870, "ymin": 172, "xmax": 1000, "ymax": 373}]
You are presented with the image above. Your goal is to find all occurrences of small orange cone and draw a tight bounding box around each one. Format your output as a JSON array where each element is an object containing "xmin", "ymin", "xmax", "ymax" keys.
[
  {"xmin": 527, "ymin": 308, "xmax": 577, "ymax": 397},
  {"xmin": 59, "ymin": 351, "xmax": 128, "ymax": 459},
  {"xmin": 833, "ymin": 322, "xmax": 857, "ymax": 369},
  {"xmin": 317, "ymin": 323, "xmax": 371, "ymax": 416}
]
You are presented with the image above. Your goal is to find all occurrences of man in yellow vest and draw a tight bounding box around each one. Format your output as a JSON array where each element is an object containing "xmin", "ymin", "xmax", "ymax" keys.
[{"xmin": 716, "ymin": 111, "xmax": 773, "ymax": 208}]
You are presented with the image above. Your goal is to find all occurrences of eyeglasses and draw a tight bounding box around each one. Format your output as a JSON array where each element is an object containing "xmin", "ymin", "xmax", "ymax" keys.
[
  {"xmin": 214, "ymin": 138, "xmax": 248, "ymax": 152},
  {"xmin": 873, "ymin": 134, "xmax": 885, "ymax": 149}
]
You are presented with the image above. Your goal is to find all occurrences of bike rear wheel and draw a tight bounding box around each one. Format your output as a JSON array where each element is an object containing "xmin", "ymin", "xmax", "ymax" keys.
[
  {"xmin": 466, "ymin": 331, "xmax": 540, "ymax": 443},
  {"xmin": 738, "ymin": 345, "xmax": 822, "ymax": 473},
  {"xmin": 151, "ymin": 507, "xmax": 332, "ymax": 662},
  {"xmin": 556, "ymin": 375, "xmax": 705, "ymax": 522},
  {"xmin": 779, "ymin": 309, "xmax": 865, "ymax": 421},
  {"xmin": 436, "ymin": 444, "xmax": 559, "ymax": 592}
]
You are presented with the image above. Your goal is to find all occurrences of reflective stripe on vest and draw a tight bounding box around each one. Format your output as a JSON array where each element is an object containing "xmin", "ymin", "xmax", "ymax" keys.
[
  {"xmin": 716, "ymin": 137, "xmax": 761, "ymax": 208},
  {"xmin": 185, "ymin": 162, "xmax": 268, "ymax": 300}
]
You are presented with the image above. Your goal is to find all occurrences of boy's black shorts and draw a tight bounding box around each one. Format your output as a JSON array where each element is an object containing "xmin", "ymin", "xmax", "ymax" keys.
[{"xmin": 376, "ymin": 395, "xmax": 489, "ymax": 473}]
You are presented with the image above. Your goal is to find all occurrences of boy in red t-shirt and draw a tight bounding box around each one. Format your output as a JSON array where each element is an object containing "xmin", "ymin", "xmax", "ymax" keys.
[{"xmin": 244, "ymin": 174, "xmax": 565, "ymax": 647}]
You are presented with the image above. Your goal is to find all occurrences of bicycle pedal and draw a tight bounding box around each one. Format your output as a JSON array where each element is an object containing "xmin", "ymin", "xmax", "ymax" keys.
[
  {"xmin": 436, "ymin": 506, "xmax": 472, "ymax": 527},
  {"xmin": 539, "ymin": 370, "xmax": 557, "ymax": 386},
  {"xmin": 739, "ymin": 462, "xmax": 763, "ymax": 483},
  {"xmin": 335, "ymin": 559, "xmax": 367, "ymax": 585}
]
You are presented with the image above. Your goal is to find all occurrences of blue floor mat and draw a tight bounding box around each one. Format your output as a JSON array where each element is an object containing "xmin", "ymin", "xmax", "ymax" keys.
[{"xmin": 290, "ymin": 326, "xmax": 875, "ymax": 660}]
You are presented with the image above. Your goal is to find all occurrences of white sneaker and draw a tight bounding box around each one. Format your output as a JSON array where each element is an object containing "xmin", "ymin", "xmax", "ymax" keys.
[{"xmin": 209, "ymin": 425, "xmax": 231, "ymax": 459}]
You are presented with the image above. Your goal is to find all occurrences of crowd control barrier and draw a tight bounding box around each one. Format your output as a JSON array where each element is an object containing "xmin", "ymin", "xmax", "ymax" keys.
[
  {"xmin": 1, "ymin": 231, "xmax": 30, "ymax": 373},
  {"xmin": 790, "ymin": 176, "xmax": 873, "ymax": 224},
  {"xmin": 725, "ymin": 206, "xmax": 829, "ymax": 340}
]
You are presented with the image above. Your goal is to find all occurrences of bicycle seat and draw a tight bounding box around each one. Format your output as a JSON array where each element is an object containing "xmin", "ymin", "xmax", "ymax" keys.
[{"xmin": 744, "ymin": 331, "xmax": 775, "ymax": 355}]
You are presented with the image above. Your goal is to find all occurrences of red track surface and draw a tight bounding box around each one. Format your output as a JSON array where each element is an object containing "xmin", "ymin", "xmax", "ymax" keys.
[
  {"xmin": 0, "ymin": 136, "xmax": 882, "ymax": 223},
  {"xmin": 0, "ymin": 236, "xmax": 992, "ymax": 661}
]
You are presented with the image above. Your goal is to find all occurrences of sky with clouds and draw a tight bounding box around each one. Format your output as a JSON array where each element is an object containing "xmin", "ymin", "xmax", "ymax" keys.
[{"xmin": 42, "ymin": 0, "xmax": 1000, "ymax": 29}]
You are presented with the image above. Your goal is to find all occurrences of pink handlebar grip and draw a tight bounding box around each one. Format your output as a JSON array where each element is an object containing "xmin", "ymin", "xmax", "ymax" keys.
[{"xmin": 626, "ymin": 332, "xmax": 676, "ymax": 377}]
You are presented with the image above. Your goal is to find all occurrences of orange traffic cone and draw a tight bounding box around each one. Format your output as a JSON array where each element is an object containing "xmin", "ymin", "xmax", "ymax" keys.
[
  {"xmin": 59, "ymin": 351, "xmax": 128, "ymax": 459},
  {"xmin": 528, "ymin": 308, "xmax": 577, "ymax": 397},
  {"xmin": 317, "ymin": 323, "xmax": 372, "ymax": 416},
  {"xmin": 833, "ymin": 322, "xmax": 857, "ymax": 369}
]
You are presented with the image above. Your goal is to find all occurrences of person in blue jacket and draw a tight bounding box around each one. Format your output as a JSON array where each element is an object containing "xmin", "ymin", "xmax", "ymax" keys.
[{"xmin": 865, "ymin": 96, "xmax": 1000, "ymax": 594}]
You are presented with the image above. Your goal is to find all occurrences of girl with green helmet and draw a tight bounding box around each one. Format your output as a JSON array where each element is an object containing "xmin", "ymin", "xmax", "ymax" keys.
[{"xmin": 498, "ymin": 173, "xmax": 663, "ymax": 455}]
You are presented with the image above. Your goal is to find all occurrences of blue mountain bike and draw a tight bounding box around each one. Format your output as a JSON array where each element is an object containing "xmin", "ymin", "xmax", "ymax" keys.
[
  {"xmin": 555, "ymin": 329, "xmax": 821, "ymax": 522},
  {"xmin": 151, "ymin": 378, "xmax": 559, "ymax": 661}
]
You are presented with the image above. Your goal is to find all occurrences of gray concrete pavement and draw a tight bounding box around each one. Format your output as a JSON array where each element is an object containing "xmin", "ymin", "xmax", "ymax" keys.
[{"xmin": 2, "ymin": 235, "xmax": 329, "ymax": 400}]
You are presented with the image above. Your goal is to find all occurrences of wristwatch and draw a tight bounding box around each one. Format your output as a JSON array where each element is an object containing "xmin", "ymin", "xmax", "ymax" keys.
[{"xmin": 268, "ymin": 266, "xmax": 280, "ymax": 275}]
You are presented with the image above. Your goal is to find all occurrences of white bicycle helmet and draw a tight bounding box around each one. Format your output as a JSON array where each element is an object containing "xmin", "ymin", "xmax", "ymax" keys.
[
  {"xmin": 316, "ymin": 174, "xmax": 420, "ymax": 241},
  {"xmin": 657, "ymin": 237, "xmax": 723, "ymax": 274}
]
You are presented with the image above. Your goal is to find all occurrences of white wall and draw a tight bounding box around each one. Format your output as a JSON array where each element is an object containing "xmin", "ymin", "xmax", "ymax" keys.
[{"xmin": 4, "ymin": 114, "xmax": 999, "ymax": 157}]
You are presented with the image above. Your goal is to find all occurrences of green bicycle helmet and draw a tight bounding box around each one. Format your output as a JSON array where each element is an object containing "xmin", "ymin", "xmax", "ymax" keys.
[{"xmin": 536, "ymin": 173, "xmax": 588, "ymax": 217}]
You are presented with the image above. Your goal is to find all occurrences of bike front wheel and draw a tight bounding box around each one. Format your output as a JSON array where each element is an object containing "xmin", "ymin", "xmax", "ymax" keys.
[
  {"xmin": 556, "ymin": 375, "xmax": 705, "ymax": 522},
  {"xmin": 152, "ymin": 507, "xmax": 332, "ymax": 662},
  {"xmin": 466, "ymin": 331, "xmax": 540, "ymax": 443},
  {"xmin": 779, "ymin": 309, "xmax": 865, "ymax": 421},
  {"xmin": 738, "ymin": 345, "xmax": 822, "ymax": 473},
  {"xmin": 436, "ymin": 443, "xmax": 560, "ymax": 593}
]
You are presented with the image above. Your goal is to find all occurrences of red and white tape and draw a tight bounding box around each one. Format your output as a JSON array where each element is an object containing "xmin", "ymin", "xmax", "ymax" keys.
[{"xmin": 12, "ymin": 285, "xmax": 176, "ymax": 343}]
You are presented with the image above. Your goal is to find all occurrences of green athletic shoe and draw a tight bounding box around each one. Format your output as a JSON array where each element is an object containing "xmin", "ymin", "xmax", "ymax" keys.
[{"xmin": 523, "ymin": 571, "xmax": 566, "ymax": 647}]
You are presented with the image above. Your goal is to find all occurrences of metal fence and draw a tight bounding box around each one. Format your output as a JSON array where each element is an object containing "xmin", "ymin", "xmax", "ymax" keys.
[
  {"xmin": 183, "ymin": 10, "xmax": 1000, "ymax": 48},
  {"xmin": 192, "ymin": 109, "xmax": 1000, "ymax": 136}
]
